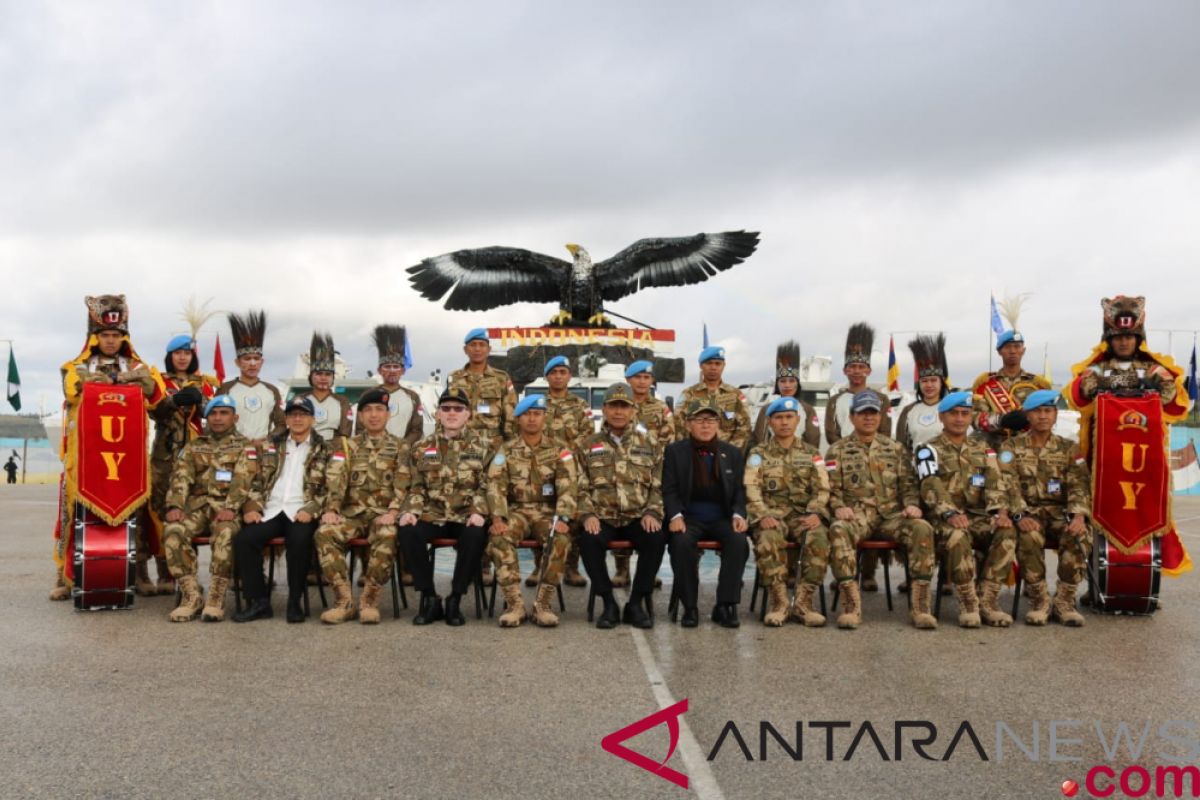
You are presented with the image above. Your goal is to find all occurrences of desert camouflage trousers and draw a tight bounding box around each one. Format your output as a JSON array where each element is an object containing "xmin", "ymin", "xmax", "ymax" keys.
[
  {"xmin": 487, "ymin": 507, "xmax": 570, "ymax": 587},
  {"xmin": 753, "ymin": 512, "xmax": 830, "ymax": 587},
  {"xmin": 935, "ymin": 516, "xmax": 1017, "ymax": 585},
  {"xmin": 162, "ymin": 510, "xmax": 240, "ymax": 579},
  {"xmin": 829, "ymin": 509, "xmax": 935, "ymax": 582},
  {"xmin": 315, "ymin": 513, "xmax": 398, "ymax": 585},
  {"xmin": 1017, "ymin": 509, "xmax": 1091, "ymax": 585}
]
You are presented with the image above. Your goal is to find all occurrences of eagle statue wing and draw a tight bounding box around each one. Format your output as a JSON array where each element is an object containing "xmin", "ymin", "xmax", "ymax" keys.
[
  {"xmin": 406, "ymin": 247, "xmax": 571, "ymax": 311},
  {"xmin": 594, "ymin": 230, "xmax": 760, "ymax": 302}
]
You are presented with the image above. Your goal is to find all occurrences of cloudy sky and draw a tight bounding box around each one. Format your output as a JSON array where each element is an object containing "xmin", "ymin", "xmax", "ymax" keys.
[{"xmin": 4, "ymin": 1, "xmax": 1199, "ymax": 413}]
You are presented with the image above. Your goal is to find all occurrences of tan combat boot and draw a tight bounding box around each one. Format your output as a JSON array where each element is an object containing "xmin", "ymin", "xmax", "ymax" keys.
[
  {"xmin": 952, "ymin": 581, "xmax": 981, "ymax": 628},
  {"xmin": 791, "ymin": 582, "xmax": 826, "ymax": 627},
  {"xmin": 525, "ymin": 550, "xmax": 543, "ymax": 587},
  {"xmin": 563, "ymin": 549, "xmax": 587, "ymax": 587},
  {"xmin": 154, "ymin": 557, "xmax": 175, "ymax": 595},
  {"xmin": 532, "ymin": 584, "xmax": 559, "ymax": 627},
  {"xmin": 611, "ymin": 554, "xmax": 631, "ymax": 588},
  {"xmin": 1052, "ymin": 581, "xmax": 1085, "ymax": 627},
  {"xmin": 979, "ymin": 580, "xmax": 1013, "ymax": 627},
  {"xmin": 134, "ymin": 557, "xmax": 155, "ymax": 596},
  {"xmin": 320, "ymin": 575, "xmax": 358, "ymax": 624},
  {"xmin": 49, "ymin": 573, "xmax": 71, "ymax": 602},
  {"xmin": 1024, "ymin": 580, "xmax": 1050, "ymax": 626},
  {"xmin": 498, "ymin": 583, "xmax": 526, "ymax": 628},
  {"xmin": 201, "ymin": 575, "xmax": 230, "ymax": 622},
  {"xmin": 909, "ymin": 580, "xmax": 938, "ymax": 630},
  {"xmin": 836, "ymin": 581, "xmax": 862, "ymax": 629},
  {"xmin": 359, "ymin": 578, "xmax": 383, "ymax": 624},
  {"xmin": 762, "ymin": 582, "xmax": 789, "ymax": 627},
  {"xmin": 169, "ymin": 576, "xmax": 205, "ymax": 622}
]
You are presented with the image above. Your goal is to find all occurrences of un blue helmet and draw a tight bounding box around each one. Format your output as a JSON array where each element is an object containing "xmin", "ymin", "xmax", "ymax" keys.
[
  {"xmin": 515, "ymin": 394, "xmax": 548, "ymax": 417},
  {"xmin": 1022, "ymin": 389, "xmax": 1059, "ymax": 411},
  {"xmin": 203, "ymin": 395, "xmax": 237, "ymax": 418},
  {"xmin": 937, "ymin": 391, "xmax": 973, "ymax": 413}
]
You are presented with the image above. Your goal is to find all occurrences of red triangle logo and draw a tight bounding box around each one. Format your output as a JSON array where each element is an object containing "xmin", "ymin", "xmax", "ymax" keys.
[{"xmin": 600, "ymin": 698, "xmax": 689, "ymax": 789}]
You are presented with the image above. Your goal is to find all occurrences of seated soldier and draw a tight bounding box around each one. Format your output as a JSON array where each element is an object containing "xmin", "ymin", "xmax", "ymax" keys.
[
  {"xmin": 745, "ymin": 396, "xmax": 832, "ymax": 627},
  {"xmin": 161, "ymin": 396, "xmax": 253, "ymax": 622},
  {"xmin": 399, "ymin": 388, "xmax": 491, "ymax": 627},
  {"xmin": 577, "ymin": 383, "xmax": 666, "ymax": 630},
  {"xmin": 486, "ymin": 395, "xmax": 577, "ymax": 627},
  {"xmin": 917, "ymin": 391, "xmax": 1018, "ymax": 628},
  {"xmin": 826, "ymin": 392, "xmax": 937, "ymax": 630},
  {"xmin": 315, "ymin": 388, "xmax": 408, "ymax": 625},
  {"xmin": 1000, "ymin": 390, "xmax": 1091, "ymax": 626}
]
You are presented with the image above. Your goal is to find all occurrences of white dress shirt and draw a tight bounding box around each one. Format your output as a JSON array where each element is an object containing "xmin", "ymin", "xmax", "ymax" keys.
[{"xmin": 262, "ymin": 436, "xmax": 310, "ymax": 521}]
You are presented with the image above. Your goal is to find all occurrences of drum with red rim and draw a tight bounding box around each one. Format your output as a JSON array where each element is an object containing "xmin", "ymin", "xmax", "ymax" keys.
[
  {"xmin": 72, "ymin": 504, "xmax": 135, "ymax": 611},
  {"xmin": 1088, "ymin": 531, "xmax": 1160, "ymax": 615}
]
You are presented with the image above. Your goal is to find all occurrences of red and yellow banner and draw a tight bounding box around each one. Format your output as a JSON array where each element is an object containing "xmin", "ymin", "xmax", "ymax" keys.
[
  {"xmin": 1091, "ymin": 394, "xmax": 1171, "ymax": 553},
  {"xmin": 72, "ymin": 383, "xmax": 150, "ymax": 525}
]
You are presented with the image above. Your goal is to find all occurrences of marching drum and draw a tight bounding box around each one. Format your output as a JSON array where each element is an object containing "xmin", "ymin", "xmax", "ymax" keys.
[
  {"xmin": 1088, "ymin": 531, "xmax": 1161, "ymax": 615},
  {"xmin": 72, "ymin": 504, "xmax": 136, "ymax": 611}
]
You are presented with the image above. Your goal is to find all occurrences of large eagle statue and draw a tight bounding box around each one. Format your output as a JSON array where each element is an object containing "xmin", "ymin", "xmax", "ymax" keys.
[{"xmin": 406, "ymin": 230, "xmax": 760, "ymax": 326}]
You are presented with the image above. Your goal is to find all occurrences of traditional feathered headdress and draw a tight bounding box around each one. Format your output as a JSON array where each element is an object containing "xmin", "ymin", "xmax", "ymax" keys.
[
  {"xmin": 180, "ymin": 296, "xmax": 219, "ymax": 350},
  {"xmin": 843, "ymin": 322, "xmax": 874, "ymax": 367},
  {"xmin": 908, "ymin": 333, "xmax": 948, "ymax": 387},
  {"xmin": 308, "ymin": 332, "xmax": 336, "ymax": 373},
  {"xmin": 775, "ymin": 340, "xmax": 800, "ymax": 380},
  {"xmin": 372, "ymin": 324, "xmax": 407, "ymax": 367},
  {"xmin": 228, "ymin": 310, "xmax": 267, "ymax": 357}
]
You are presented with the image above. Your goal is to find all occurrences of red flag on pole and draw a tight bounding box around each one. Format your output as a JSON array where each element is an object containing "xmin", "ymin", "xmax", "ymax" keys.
[{"xmin": 213, "ymin": 334, "xmax": 226, "ymax": 383}]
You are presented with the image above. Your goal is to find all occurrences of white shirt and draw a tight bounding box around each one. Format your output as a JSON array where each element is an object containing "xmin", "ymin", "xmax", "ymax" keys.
[
  {"xmin": 262, "ymin": 436, "xmax": 310, "ymax": 521},
  {"xmin": 227, "ymin": 381, "xmax": 278, "ymax": 441},
  {"xmin": 904, "ymin": 400, "xmax": 944, "ymax": 447},
  {"xmin": 385, "ymin": 388, "xmax": 415, "ymax": 438},
  {"xmin": 310, "ymin": 394, "xmax": 345, "ymax": 441}
]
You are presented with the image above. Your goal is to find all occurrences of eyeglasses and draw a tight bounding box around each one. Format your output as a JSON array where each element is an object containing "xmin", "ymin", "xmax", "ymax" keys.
[{"xmin": 439, "ymin": 405, "xmax": 468, "ymax": 413}]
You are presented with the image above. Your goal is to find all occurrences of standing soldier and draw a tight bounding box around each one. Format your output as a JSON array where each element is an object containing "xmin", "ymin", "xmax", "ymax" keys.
[
  {"xmin": 752, "ymin": 341, "xmax": 820, "ymax": 450},
  {"xmin": 826, "ymin": 392, "xmax": 938, "ymax": 630},
  {"xmin": 895, "ymin": 334, "xmax": 950, "ymax": 452},
  {"xmin": 1000, "ymin": 390, "xmax": 1091, "ymax": 626},
  {"xmin": 147, "ymin": 334, "xmax": 218, "ymax": 596},
  {"xmin": 295, "ymin": 332, "xmax": 352, "ymax": 442},
  {"xmin": 917, "ymin": 391, "xmax": 1018, "ymax": 628},
  {"xmin": 221, "ymin": 310, "xmax": 284, "ymax": 443},
  {"xmin": 972, "ymin": 297, "xmax": 1051, "ymax": 447},
  {"xmin": 161, "ymin": 396, "xmax": 253, "ymax": 622},
  {"xmin": 486, "ymin": 395, "xmax": 577, "ymax": 627},
  {"xmin": 626, "ymin": 360, "xmax": 673, "ymax": 445},
  {"xmin": 673, "ymin": 346, "xmax": 752, "ymax": 450},
  {"xmin": 448, "ymin": 328, "xmax": 517, "ymax": 587},
  {"xmin": 536, "ymin": 355, "xmax": 591, "ymax": 587},
  {"xmin": 745, "ymin": 396, "xmax": 832, "ymax": 627},
  {"xmin": 373, "ymin": 324, "xmax": 424, "ymax": 444},
  {"xmin": 314, "ymin": 388, "xmax": 408, "ymax": 625},
  {"xmin": 398, "ymin": 388, "xmax": 491, "ymax": 627},
  {"xmin": 577, "ymin": 383, "xmax": 667, "ymax": 629}
]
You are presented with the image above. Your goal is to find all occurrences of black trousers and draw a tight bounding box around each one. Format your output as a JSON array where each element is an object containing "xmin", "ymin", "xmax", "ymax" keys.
[
  {"xmin": 668, "ymin": 518, "xmax": 749, "ymax": 608},
  {"xmin": 578, "ymin": 520, "xmax": 666, "ymax": 599},
  {"xmin": 235, "ymin": 512, "xmax": 317, "ymax": 601},
  {"xmin": 400, "ymin": 520, "xmax": 486, "ymax": 596}
]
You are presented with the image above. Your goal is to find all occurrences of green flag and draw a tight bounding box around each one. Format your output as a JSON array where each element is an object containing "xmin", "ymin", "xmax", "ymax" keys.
[{"xmin": 6, "ymin": 345, "xmax": 20, "ymax": 412}]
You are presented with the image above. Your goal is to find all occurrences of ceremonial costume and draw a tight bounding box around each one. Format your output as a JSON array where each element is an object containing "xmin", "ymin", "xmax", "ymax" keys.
[
  {"xmin": 751, "ymin": 341, "xmax": 820, "ymax": 450},
  {"xmin": 373, "ymin": 325, "xmax": 425, "ymax": 444},
  {"xmin": 895, "ymin": 334, "xmax": 949, "ymax": 451},
  {"xmin": 824, "ymin": 324, "xmax": 893, "ymax": 443},
  {"xmin": 294, "ymin": 332, "xmax": 352, "ymax": 441},
  {"xmin": 221, "ymin": 310, "xmax": 284, "ymax": 442},
  {"xmin": 972, "ymin": 298, "xmax": 1050, "ymax": 445}
]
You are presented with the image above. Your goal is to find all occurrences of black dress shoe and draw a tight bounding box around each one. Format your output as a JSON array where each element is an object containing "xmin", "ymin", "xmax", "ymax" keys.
[
  {"xmin": 719, "ymin": 602, "xmax": 741, "ymax": 629},
  {"xmin": 681, "ymin": 607, "xmax": 700, "ymax": 628},
  {"xmin": 232, "ymin": 598, "xmax": 273, "ymax": 623},
  {"xmin": 711, "ymin": 604, "xmax": 727, "ymax": 625},
  {"xmin": 624, "ymin": 598, "xmax": 653, "ymax": 629},
  {"xmin": 413, "ymin": 593, "xmax": 444, "ymax": 625},
  {"xmin": 286, "ymin": 594, "xmax": 305, "ymax": 624},
  {"xmin": 444, "ymin": 594, "xmax": 466, "ymax": 626},
  {"xmin": 597, "ymin": 597, "xmax": 621, "ymax": 629}
]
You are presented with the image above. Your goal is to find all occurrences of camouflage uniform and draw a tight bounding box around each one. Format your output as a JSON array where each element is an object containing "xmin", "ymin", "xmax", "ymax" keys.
[
  {"xmin": 151, "ymin": 372, "xmax": 219, "ymax": 516},
  {"xmin": 673, "ymin": 383, "xmax": 751, "ymax": 450},
  {"xmin": 485, "ymin": 436, "xmax": 578, "ymax": 587},
  {"xmin": 970, "ymin": 370, "xmax": 1051, "ymax": 446},
  {"xmin": 1000, "ymin": 432, "xmax": 1091, "ymax": 586},
  {"xmin": 162, "ymin": 428, "xmax": 254, "ymax": 580},
  {"xmin": 744, "ymin": 438, "xmax": 831, "ymax": 587},
  {"xmin": 918, "ymin": 433, "xmax": 1017, "ymax": 586},
  {"xmin": 544, "ymin": 392, "xmax": 592, "ymax": 450},
  {"xmin": 824, "ymin": 388, "xmax": 893, "ymax": 443},
  {"xmin": 634, "ymin": 395, "xmax": 674, "ymax": 448},
  {"xmin": 315, "ymin": 430, "xmax": 410, "ymax": 585},
  {"xmin": 752, "ymin": 399, "xmax": 821, "ymax": 450},
  {"xmin": 448, "ymin": 364, "xmax": 518, "ymax": 445}
]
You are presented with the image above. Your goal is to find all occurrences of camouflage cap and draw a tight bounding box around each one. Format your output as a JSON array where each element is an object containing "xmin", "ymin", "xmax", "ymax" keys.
[
  {"xmin": 602, "ymin": 383, "xmax": 636, "ymax": 405},
  {"xmin": 685, "ymin": 395, "xmax": 721, "ymax": 419}
]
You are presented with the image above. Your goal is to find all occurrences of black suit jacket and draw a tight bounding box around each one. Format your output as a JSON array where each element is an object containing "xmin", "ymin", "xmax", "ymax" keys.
[{"xmin": 662, "ymin": 438, "xmax": 747, "ymax": 522}]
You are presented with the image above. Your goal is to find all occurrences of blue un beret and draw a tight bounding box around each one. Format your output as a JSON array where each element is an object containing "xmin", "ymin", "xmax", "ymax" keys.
[
  {"xmin": 203, "ymin": 395, "xmax": 237, "ymax": 418},
  {"xmin": 515, "ymin": 394, "xmax": 547, "ymax": 417},
  {"xmin": 464, "ymin": 328, "xmax": 489, "ymax": 345},
  {"xmin": 766, "ymin": 397, "xmax": 801, "ymax": 417},
  {"xmin": 165, "ymin": 334, "xmax": 194, "ymax": 355},
  {"xmin": 699, "ymin": 346, "xmax": 726, "ymax": 364},
  {"xmin": 543, "ymin": 356, "xmax": 569, "ymax": 376},
  {"xmin": 937, "ymin": 391, "xmax": 973, "ymax": 413},
  {"xmin": 625, "ymin": 360, "xmax": 654, "ymax": 379},
  {"xmin": 996, "ymin": 330, "xmax": 1025, "ymax": 350},
  {"xmin": 1023, "ymin": 389, "xmax": 1059, "ymax": 411}
]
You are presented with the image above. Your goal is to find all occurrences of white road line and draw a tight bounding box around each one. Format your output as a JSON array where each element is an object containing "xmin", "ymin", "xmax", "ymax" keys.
[{"xmin": 619, "ymin": 592, "xmax": 726, "ymax": 800}]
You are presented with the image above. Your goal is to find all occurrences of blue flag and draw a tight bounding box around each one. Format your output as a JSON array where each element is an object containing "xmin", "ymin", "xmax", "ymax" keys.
[
  {"xmin": 1187, "ymin": 341, "xmax": 1198, "ymax": 402},
  {"xmin": 989, "ymin": 294, "xmax": 1005, "ymax": 337},
  {"xmin": 403, "ymin": 333, "xmax": 413, "ymax": 370}
]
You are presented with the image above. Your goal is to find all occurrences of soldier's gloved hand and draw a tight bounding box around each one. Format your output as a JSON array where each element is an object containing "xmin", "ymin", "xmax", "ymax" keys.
[
  {"xmin": 1142, "ymin": 367, "xmax": 1166, "ymax": 392},
  {"xmin": 172, "ymin": 387, "xmax": 204, "ymax": 408},
  {"xmin": 1079, "ymin": 371, "xmax": 1099, "ymax": 400},
  {"xmin": 999, "ymin": 410, "xmax": 1029, "ymax": 432}
]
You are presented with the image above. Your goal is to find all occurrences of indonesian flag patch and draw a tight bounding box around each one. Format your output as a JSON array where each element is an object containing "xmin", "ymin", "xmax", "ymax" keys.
[
  {"xmin": 590, "ymin": 443, "xmax": 606, "ymax": 455},
  {"xmin": 331, "ymin": 451, "xmax": 346, "ymax": 462},
  {"xmin": 424, "ymin": 446, "xmax": 439, "ymax": 457},
  {"xmin": 825, "ymin": 458, "xmax": 838, "ymax": 471},
  {"xmin": 1074, "ymin": 455, "xmax": 1086, "ymax": 465},
  {"xmin": 245, "ymin": 447, "xmax": 257, "ymax": 460},
  {"xmin": 559, "ymin": 448, "xmax": 574, "ymax": 461},
  {"xmin": 812, "ymin": 455, "xmax": 824, "ymax": 468},
  {"xmin": 986, "ymin": 448, "xmax": 997, "ymax": 460}
]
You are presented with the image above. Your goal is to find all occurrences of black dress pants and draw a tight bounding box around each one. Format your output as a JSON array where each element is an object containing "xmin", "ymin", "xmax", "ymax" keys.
[
  {"xmin": 235, "ymin": 512, "xmax": 317, "ymax": 601},
  {"xmin": 400, "ymin": 520, "xmax": 486, "ymax": 596},
  {"xmin": 578, "ymin": 520, "xmax": 666, "ymax": 598},
  {"xmin": 668, "ymin": 518, "xmax": 749, "ymax": 608}
]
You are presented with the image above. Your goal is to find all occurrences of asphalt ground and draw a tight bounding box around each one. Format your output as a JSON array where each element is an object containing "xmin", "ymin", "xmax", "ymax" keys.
[{"xmin": 2, "ymin": 483, "xmax": 1199, "ymax": 800}]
